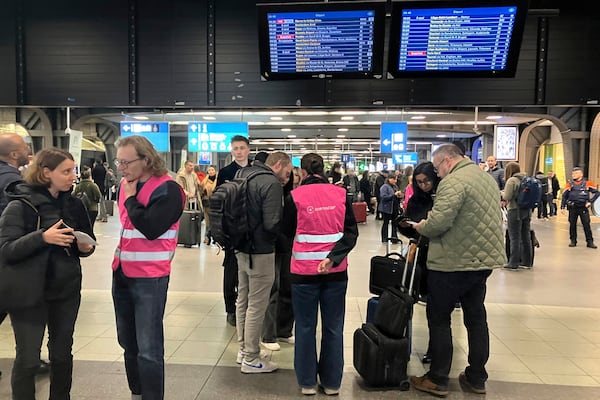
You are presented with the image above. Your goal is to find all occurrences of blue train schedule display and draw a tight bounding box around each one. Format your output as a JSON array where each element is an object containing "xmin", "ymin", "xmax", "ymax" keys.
[
  {"xmin": 257, "ymin": 3, "xmax": 385, "ymax": 79},
  {"xmin": 388, "ymin": 1, "xmax": 528, "ymax": 78},
  {"xmin": 267, "ymin": 10, "xmax": 376, "ymax": 74}
]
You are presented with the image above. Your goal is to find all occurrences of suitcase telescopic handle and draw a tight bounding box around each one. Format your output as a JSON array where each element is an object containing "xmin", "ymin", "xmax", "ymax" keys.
[
  {"xmin": 385, "ymin": 237, "xmax": 404, "ymax": 255},
  {"xmin": 400, "ymin": 238, "xmax": 420, "ymax": 299}
]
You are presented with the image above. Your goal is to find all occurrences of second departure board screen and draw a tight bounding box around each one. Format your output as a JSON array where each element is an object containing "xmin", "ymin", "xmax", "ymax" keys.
[
  {"xmin": 258, "ymin": 3, "xmax": 385, "ymax": 80},
  {"xmin": 388, "ymin": 1, "xmax": 528, "ymax": 78}
]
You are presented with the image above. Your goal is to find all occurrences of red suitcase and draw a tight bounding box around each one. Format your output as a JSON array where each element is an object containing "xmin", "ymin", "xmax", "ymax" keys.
[{"xmin": 352, "ymin": 201, "xmax": 368, "ymax": 223}]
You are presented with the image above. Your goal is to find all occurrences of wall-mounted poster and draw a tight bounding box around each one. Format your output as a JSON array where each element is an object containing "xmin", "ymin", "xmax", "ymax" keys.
[{"xmin": 494, "ymin": 125, "xmax": 518, "ymax": 161}]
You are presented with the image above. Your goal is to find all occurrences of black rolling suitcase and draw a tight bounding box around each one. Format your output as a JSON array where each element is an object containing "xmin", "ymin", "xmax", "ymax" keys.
[
  {"xmin": 505, "ymin": 229, "xmax": 539, "ymax": 266},
  {"xmin": 353, "ymin": 322, "xmax": 410, "ymax": 390},
  {"xmin": 178, "ymin": 199, "xmax": 203, "ymax": 247},
  {"xmin": 354, "ymin": 240, "xmax": 419, "ymax": 389}
]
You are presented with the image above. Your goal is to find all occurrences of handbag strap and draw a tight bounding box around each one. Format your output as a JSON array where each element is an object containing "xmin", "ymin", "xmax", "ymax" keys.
[{"xmin": 19, "ymin": 199, "xmax": 41, "ymax": 230}]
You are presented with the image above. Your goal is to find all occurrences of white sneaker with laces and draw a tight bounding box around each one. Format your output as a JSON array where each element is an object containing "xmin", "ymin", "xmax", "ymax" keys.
[
  {"xmin": 260, "ymin": 341, "xmax": 281, "ymax": 351},
  {"xmin": 240, "ymin": 357, "xmax": 278, "ymax": 374}
]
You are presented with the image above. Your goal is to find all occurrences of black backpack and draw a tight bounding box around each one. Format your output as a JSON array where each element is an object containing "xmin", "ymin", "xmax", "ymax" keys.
[
  {"xmin": 516, "ymin": 176, "xmax": 542, "ymax": 209},
  {"xmin": 209, "ymin": 169, "xmax": 271, "ymax": 250}
]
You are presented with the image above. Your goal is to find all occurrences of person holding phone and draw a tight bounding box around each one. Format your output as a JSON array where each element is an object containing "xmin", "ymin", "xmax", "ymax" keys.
[
  {"xmin": 398, "ymin": 161, "xmax": 441, "ymax": 364},
  {"xmin": 0, "ymin": 147, "xmax": 96, "ymax": 399},
  {"xmin": 378, "ymin": 175, "xmax": 402, "ymax": 242}
]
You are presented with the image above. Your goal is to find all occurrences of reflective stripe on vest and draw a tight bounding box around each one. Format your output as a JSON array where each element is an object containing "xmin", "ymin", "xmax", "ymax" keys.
[
  {"xmin": 292, "ymin": 251, "xmax": 331, "ymax": 261},
  {"xmin": 121, "ymin": 229, "xmax": 178, "ymax": 240},
  {"xmin": 115, "ymin": 249, "xmax": 175, "ymax": 262},
  {"xmin": 295, "ymin": 233, "xmax": 343, "ymax": 243}
]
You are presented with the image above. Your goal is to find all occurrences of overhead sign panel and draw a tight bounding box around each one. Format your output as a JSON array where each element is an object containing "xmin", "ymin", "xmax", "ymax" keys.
[
  {"xmin": 392, "ymin": 152, "xmax": 418, "ymax": 165},
  {"xmin": 380, "ymin": 122, "xmax": 407, "ymax": 153},
  {"xmin": 188, "ymin": 122, "xmax": 249, "ymax": 153},
  {"xmin": 120, "ymin": 122, "xmax": 170, "ymax": 152}
]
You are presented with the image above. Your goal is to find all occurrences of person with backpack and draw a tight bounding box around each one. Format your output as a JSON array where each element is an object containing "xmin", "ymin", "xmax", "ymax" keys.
[
  {"xmin": 561, "ymin": 167, "xmax": 599, "ymax": 248},
  {"xmin": 502, "ymin": 162, "xmax": 533, "ymax": 269},
  {"xmin": 72, "ymin": 167, "xmax": 103, "ymax": 229},
  {"xmin": 234, "ymin": 152, "xmax": 292, "ymax": 373},
  {"xmin": 216, "ymin": 135, "xmax": 251, "ymax": 326}
]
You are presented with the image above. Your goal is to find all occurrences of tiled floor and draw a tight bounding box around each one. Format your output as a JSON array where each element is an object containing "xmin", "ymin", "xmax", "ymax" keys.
[{"xmin": 1, "ymin": 211, "xmax": 600, "ymax": 399}]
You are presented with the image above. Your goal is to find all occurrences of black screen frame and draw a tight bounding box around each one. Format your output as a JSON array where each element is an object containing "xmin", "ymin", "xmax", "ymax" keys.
[
  {"xmin": 257, "ymin": 1, "xmax": 387, "ymax": 80},
  {"xmin": 388, "ymin": 0, "xmax": 530, "ymax": 78}
]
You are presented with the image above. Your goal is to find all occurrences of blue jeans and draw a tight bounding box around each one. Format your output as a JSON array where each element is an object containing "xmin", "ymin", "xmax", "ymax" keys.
[
  {"xmin": 426, "ymin": 269, "xmax": 492, "ymax": 387},
  {"xmin": 112, "ymin": 267, "xmax": 169, "ymax": 400},
  {"xmin": 292, "ymin": 280, "xmax": 347, "ymax": 390}
]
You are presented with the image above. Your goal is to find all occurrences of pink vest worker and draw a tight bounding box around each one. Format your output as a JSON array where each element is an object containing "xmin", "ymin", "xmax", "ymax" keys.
[
  {"xmin": 112, "ymin": 174, "xmax": 183, "ymax": 278},
  {"xmin": 291, "ymin": 183, "xmax": 348, "ymax": 275}
]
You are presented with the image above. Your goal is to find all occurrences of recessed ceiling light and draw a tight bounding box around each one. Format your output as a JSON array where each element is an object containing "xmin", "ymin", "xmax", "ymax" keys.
[
  {"xmin": 281, "ymin": 128, "xmax": 291, "ymax": 132},
  {"xmin": 255, "ymin": 111, "xmax": 290, "ymax": 116},
  {"xmin": 268, "ymin": 147, "xmax": 275, "ymax": 151},
  {"xmin": 202, "ymin": 116, "xmax": 216, "ymax": 120},
  {"xmin": 337, "ymin": 135, "xmax": 346, "ymax": 138},
  {"xmin": 133, "ymin": 116, "xmax": 149, "ymax": 120},
  {"xmin": 337, "ymin": 128, "xmax": 349, "ymax": 132},
  {"xmin": 436, "ymin": 134, "xmax": 447, "ymax": 138},
  {"xmin": 341, "ymin": 116, "xmax": 354, "ymax": 120},
  {"xmin": 270, "ymin": 116, "xmax": 283, "ymax": 121},
  {"xmin": 411, "ymin": 116, "xmax": 426, "ymax": 120},
  {"xmin": 330, "ymin": 110, "xmax": 367, "ymax": 115},
  {"xmin": 291, "ymin": 111, "xmax": 329, "ymax": 116},
  {"xmin": 299, "ymin": 121, "xmax": 328, "ymax": 126},
  {"xmin": 248, "ymin": 121, "xmax": 265, "ymax": 126},
  {"xmin": 287, "ymin": 134, "xmax": 296, "ymax": 138},
  {"xmin": 486, "ymin": 115, "xmax": 503, "ymax": 120}
]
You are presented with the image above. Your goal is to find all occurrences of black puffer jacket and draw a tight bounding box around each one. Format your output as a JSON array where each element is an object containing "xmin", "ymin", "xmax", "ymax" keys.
[
  {"xmin": 0, "ymin": 160, "xmax": 23, "ymax": 214},
  {"xmin": 0, "ymin": 183, "xmax": 95, "ymax": 301},
  {"xmin": 235, "ymin": 161, "xmax": 283, "ymax": 254}
]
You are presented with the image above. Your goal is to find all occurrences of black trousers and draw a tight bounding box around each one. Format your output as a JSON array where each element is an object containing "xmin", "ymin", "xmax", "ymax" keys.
[
  {"xmin": 10, "ymin": 294, "xmax": 81, "ymax": 400},
  {"xmin": 262, "ymin": 252, "xmax": 294, "ymax": 341},
  {"xmin": 568, "ymin": 205, "xmax": 594, "ymax": 244},
  {"xmin": 223, "ymin": 250, "xmax": 239, "ymax": 314}
]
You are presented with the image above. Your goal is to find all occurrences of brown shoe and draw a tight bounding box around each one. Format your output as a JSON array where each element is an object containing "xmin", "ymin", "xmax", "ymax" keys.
[
  {"xmin": 410, "ymin": 375, "xmax": 449, "ymax": 397},
  {"xmin": 458, "ymin": 372, "xmax": 486, "ymax": 394}
]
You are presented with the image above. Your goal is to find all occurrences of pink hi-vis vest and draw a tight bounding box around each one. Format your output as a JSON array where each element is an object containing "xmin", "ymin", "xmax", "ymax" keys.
[
  {"xmin": 112, "ymin": 175, "xmax": 184, "ymax": 278},
  {"xmin": 291, "ymin": 183, "xmax": 348, "ymax": 275}
]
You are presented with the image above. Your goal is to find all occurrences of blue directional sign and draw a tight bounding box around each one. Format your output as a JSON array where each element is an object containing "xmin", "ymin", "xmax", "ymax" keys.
[
  {"xmin": 120, "ymin": 122, "xmax": 170, "ymax": 152},
  {"xmin": 392, "ymin": 152, "xmax": 418, "ymax": 165},
  {"xmin": 380, "ymin": 122, "xmax": 407, "ymax": 154},
  {"xmin": 340, "ymin": 153, "xmax": 351, "ymax": 163},
  {"xmin": 188, "ymin": 122, "xmax": 249, "ymax": 153}
]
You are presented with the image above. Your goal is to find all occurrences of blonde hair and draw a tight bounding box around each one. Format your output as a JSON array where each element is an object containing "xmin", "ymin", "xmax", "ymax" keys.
[
  {"xmin": 24, "ymin": 147, "xmax": 74, "ymax": 186},
  {"xmin": 115, "ymin": 135, "xmax": 167, "ymax": 176}
]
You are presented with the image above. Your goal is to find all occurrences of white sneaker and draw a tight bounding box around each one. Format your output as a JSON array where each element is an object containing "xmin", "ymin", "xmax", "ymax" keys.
[
  {"xmin": 237, "ymin": 349, "xmax": 270, "ymax": 364},
  {"xmin": 260, "ymin": 341, "xmax": 281, "ymax": 351},
  {"xmin": 301, "ymin": 387, "xmax": 317, "ymax": 395},
  {"xmin": 278, "ymin": 335, "xmax": 295, "ymax": 344},
  {"xmin": 322, "ymin": 387, "xmax": 339, "ymax": 396},
  {"xmin": 240, "ymin": 357, "xmax": 278, "ymax": 373}
]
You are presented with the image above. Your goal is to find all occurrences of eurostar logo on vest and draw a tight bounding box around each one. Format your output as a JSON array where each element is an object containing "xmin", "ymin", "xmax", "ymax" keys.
[{"xmin": 306, "ymin": 205, "xmax": 337, "ymax": 214}]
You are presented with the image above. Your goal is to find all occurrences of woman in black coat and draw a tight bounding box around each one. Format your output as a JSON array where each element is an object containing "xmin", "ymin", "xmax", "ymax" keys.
[
  {"xmin": 397, "ymin": 161, "xmax": 440, "ymax": 364},
  {"xmin": 0, "ymin": 148, "xmax": 95, "ymax": 400}
]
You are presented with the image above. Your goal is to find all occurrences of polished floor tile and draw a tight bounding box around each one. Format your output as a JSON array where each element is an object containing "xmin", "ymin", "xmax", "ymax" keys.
[{"xmin": 1, "ymin": 211, "xmax": 600, "ymax": 399}]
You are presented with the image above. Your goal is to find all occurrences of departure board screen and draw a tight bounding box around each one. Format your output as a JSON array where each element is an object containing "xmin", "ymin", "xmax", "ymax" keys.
[
  {"xmin": 388, "ymin": 1, "xmax": 528, "ymax": 78},
  {"xmin": 257, "ymin": 2, "xmax": 385, "ymax": 80}
]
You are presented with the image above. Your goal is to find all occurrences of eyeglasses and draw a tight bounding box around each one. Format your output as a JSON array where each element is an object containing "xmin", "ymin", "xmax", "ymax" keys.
[
  {"xmin": 433, "ymin": 157, "xmax": 447, "ymax": 173},
  {"xmin": 114, "ymin": 158, "xmax": 143, "ymax": 168},
  {"xmin": 416, "ymin": 178, "xmax": 432, "ymax": 186}
]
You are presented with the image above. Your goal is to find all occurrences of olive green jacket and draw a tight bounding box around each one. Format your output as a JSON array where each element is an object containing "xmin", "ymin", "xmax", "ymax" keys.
[{"xmin": 419, "ymin": 158, "xmax": 506, "ymax": 272}]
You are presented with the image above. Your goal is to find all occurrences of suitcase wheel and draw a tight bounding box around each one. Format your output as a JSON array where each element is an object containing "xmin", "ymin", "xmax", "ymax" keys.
[{"xmin": 399, "ymin": 380, "xmax": 410, "ymax": 391}]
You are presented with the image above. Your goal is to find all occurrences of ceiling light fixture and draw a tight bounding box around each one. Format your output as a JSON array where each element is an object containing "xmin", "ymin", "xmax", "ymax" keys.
[
  {"xmin": 337, "ymin": 128, "xmax": 349, "ymax": 132},
  {"xmin": 281, "ymin": 128, "xmax": 291, "ymax": 132},
  {"xmin": 411, "ymin": 116, "xmax": 426, "ymax": 120},
  {"xmin": 202, "ymin": 116, "xmax": 216, "ymax": 120},
  {"xmin": 341, "ymin": 116, "xmax": 354, "ymax": 120},
  {"xmin": 133, "ymin": 116, "xmax": 149, "ymax": 120},
  {"xmin": 486, "ymin": 115, "xmax": 503, "ymax": 120},
  {"xmin": 337, "ymin": 135, "xmax": 346, "ymax": 138},
  {"xmin": 287, "ymin": 134, "xmax": 296, "ymax": 138},
  {"xmin": 270, "ymin": 116, "xmax": 283, "ymax": 121}
]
